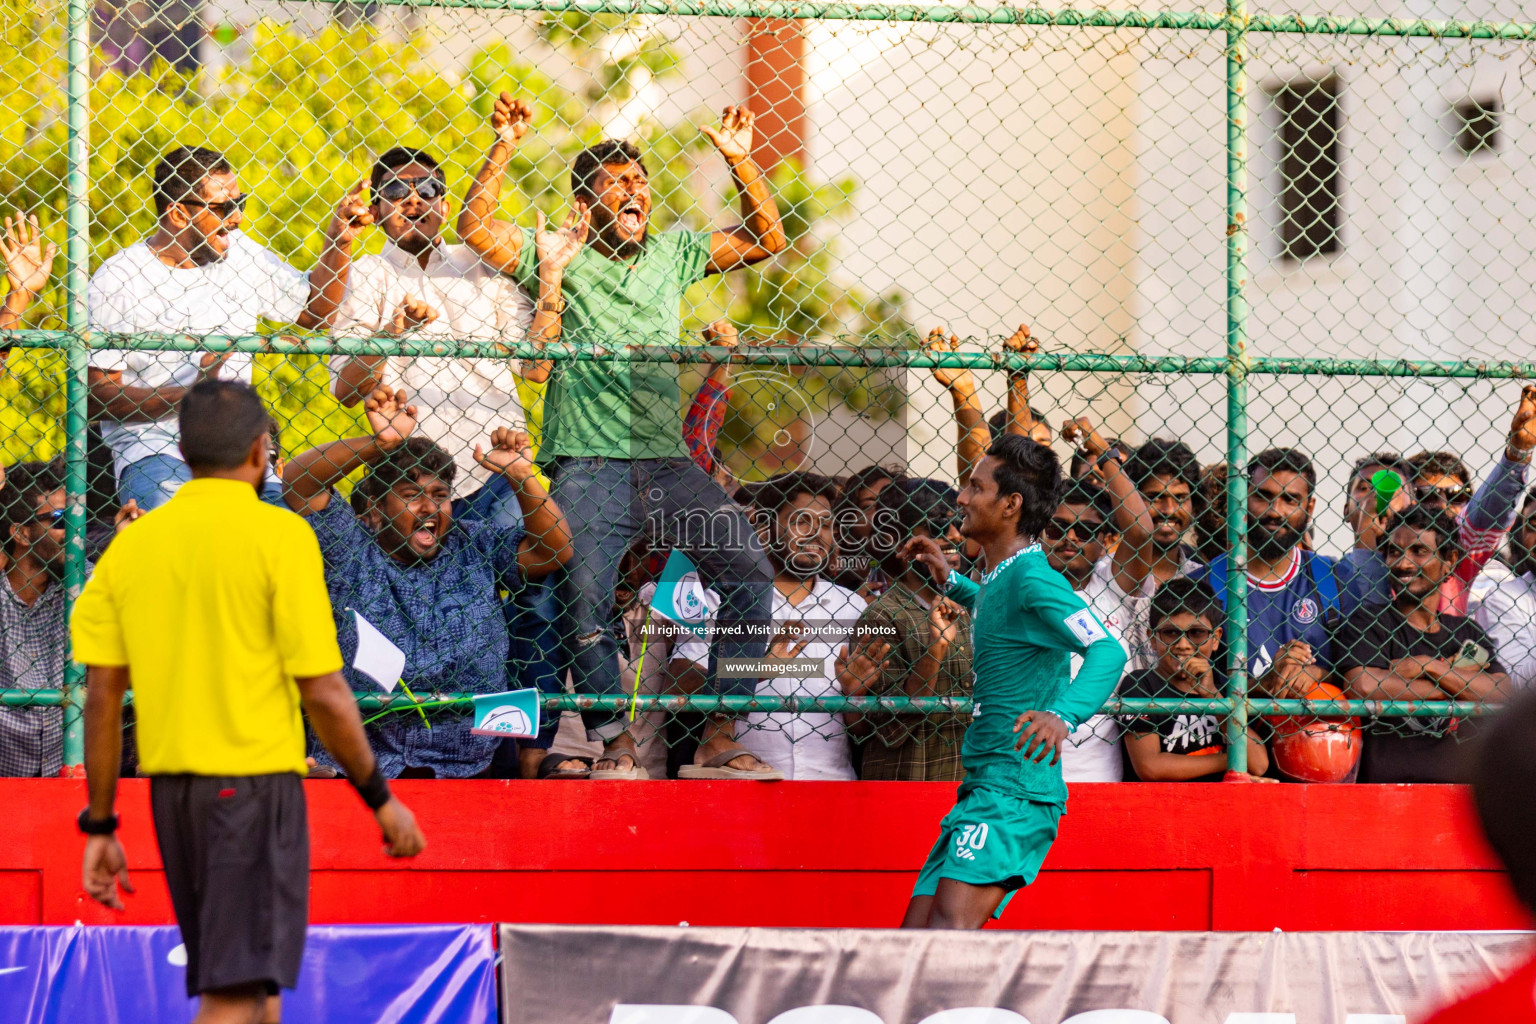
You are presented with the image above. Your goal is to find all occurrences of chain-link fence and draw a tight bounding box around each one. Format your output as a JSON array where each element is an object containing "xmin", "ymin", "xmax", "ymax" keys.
[{"xmin": 0, "ymin": 0, "xmax": 1532, "ymax": 782}]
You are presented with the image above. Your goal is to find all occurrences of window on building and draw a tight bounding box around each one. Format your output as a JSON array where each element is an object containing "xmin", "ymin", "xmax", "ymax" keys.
[
  {"xmin": 1274, "ymin": 76, "xmax": 1342, "ymax": 261},
  {"xmin": 1453, "ymin": 97, "xmax": 1502, "ymax": 155}
]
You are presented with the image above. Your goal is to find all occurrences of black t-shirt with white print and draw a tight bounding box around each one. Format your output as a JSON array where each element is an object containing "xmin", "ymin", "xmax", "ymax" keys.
[
  {"xmin": 1332, "ymin": 604, "xmax": 1504, "ymax": 784},
  {"xmin": 1117, "ymin": 668, "xmax": 1233, "ymax": 783}
]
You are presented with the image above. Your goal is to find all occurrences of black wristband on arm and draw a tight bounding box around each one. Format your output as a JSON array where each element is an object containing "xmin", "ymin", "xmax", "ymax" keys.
[{"xmin": 350, "ymin": 767, "xmax": 391, "ymax": 811}]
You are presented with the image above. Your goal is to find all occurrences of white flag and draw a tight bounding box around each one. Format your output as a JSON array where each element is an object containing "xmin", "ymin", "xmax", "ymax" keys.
[{"xmin": 351, "ymin": 610, "xmax": 406, "ymax": 693}]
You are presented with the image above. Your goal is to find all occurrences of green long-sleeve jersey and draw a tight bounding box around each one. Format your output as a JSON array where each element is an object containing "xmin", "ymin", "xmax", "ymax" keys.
[{"xmin": 945, "ymin": 543, "xmax": 1128, "ymax": 803}]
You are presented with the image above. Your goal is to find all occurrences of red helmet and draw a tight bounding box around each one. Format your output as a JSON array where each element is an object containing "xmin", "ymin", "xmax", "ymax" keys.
[{"xmin": 1267, "ymin": 682, "xmax": 1362, "ymax": 784}]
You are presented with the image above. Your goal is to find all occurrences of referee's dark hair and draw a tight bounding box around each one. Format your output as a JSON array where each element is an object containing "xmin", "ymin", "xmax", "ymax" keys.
[
  {"xmin": 1472, "ymin": 692, "xmax": 1536, "ymax": 911},
  {"xmin": 179, "ymin": 379, "xmax": 271, "ymax": 472},
  {"xmin": 985, "ymin": 433, "xmax": 1060, "ymax": 538}
]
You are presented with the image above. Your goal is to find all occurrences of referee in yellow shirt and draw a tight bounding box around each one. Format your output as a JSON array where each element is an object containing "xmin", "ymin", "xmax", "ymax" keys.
[{"xmin": 71, "ymin": 380, "xmax": 426, "ymax": 1024}]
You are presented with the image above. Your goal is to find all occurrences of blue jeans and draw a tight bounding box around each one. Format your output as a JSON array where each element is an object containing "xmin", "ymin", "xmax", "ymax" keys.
[
  {"xmin": 457, "ymin": 473, "xmax": 558, "ymax": 750},
  {"xmin": 120, "ymin": 454, "xmax": 284, "ymax": 510},
  {"xmin": 118, "ymin": 454, "xmax": 191, "ymax": 511},
  {"xmin": 549, "ymin": 456, "xmax": 773, "ymax": 743}
]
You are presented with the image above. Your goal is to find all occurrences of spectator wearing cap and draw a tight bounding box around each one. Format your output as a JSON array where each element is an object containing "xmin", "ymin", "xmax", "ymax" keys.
[
  {"xmin": 838, "ymin": 478, "xmax": 973, "ymax": 781},
  {"xmin": 86, "ymin": 145, "xmax": 367, "ymax": 511},
  {"xmin": 1336, "ymin": 505, "xmax": 1511, "ymax": 783},
  {"xmin": 0, "ymin": 461, "xmax": 139, "ymax": 777},
  {"xmin": 735, "ymin": 472, "xmax": 865, "ymax": 780},
  {"xmin": 1059, "ymin": 421, "xmax": 1203, "ymax": 670},
  {"xmin": 1041, "ymin": 478, "xmax": 1127, "ymax": 781},
  {"xmin": 1477, "ymin": 491, "xmax": 1536, "ymax": 692},
  {"xmin": 283, "ymin": 389, "xmax": 573, "ymax": 779},
  {"xmin": 1337, "ymin": 388, "xmax": 1536, "ymax": 617}
]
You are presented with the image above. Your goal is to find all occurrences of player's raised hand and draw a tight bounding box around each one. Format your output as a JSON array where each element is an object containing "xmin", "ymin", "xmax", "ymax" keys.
[
  {"xmin": 82, "ymin": 833, "xmax": 135, "ymax": 911},
  {"xmin": 492, "ymin": 93, "xmax": 533, "ymax": 148},
  {"xmin": 900, "ymin": 535, "xmax": 954, "ymax": 589},
  {"xmin": 1013, "ymin": 709, "xmax": 1069, "ymax": 764},
  {"xmin": 374, "ymin": 796, "xmax": 427, "ymax": 858},
  {"xmin": 364, "ymin": 388, "xmax": 418, "ymax": 449}
]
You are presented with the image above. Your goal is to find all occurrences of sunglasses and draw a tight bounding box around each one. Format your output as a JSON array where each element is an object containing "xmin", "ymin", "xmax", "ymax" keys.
[
  {"xmin": 36, "ymin": 508, "xmax": 65, "ymax": 526},
  {"xmin": 1414, "ymin": 484, "xmax": 1473, "ymax": 505},
  {"xmin": 375, "ymin": 176, "xmax": 448, "ymax": 203},
  {"xmin": 180, "ymin": 195, "xmax": 248, "ymax": 219},
  {"xmin": 1042, "ymin": 517, "xmax": 1108, "ymax": 542},
  {"xmin": 1153, "ymin": 625, "xmax": 1214, "ymax": 646}
]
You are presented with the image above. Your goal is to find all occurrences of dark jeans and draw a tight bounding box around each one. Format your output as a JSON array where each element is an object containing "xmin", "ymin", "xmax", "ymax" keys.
[
  {"xmin": 457, "ymin": 473, "xmax": 560, "ymax": 751},
  {"xmin": 550, "ymin": 456, "xmax": 773, "ymax": 743}
]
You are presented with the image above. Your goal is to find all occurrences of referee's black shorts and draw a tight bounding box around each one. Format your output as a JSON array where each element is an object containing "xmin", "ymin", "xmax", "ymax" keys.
[{"xmin": 149, "ymin": 772, "xmax": 309, "ymax": 997}]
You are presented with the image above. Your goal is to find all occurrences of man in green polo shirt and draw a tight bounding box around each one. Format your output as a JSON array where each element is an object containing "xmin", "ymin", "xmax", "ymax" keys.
[{"xmin": 458, "ymin": 97, "xmax": 788, "ymax": 779}]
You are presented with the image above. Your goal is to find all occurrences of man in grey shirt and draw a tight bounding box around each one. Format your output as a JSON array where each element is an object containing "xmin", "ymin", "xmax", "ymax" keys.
[{"xmin": 0, "ymin": 460, "xmax": 137, "ymax": 776}]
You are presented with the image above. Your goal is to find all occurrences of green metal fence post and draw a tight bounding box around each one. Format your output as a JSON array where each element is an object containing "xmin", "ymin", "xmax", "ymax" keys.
[
  {"xmin": 59, "ymin": 0, "xmax": 92, "ymax": 775},
  {"xmin": 1223, "ymin": 0, "xmax": 1251, "ymax": 777}
]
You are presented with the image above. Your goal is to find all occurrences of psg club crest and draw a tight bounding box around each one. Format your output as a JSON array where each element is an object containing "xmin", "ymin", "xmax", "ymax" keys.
[{"xmin": 1292, "ymin": 597, "xmax": 1319, "ymax": 625}]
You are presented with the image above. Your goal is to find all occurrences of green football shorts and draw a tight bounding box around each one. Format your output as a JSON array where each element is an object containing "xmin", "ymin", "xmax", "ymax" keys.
[{"xmin": 911, "ymin": 782, "xmax": 1064, "ymax": 919}]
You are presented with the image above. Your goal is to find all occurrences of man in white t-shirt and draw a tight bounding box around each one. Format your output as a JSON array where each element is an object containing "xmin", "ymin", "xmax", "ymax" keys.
[
  {"xmin": 729, "ymin": 472, "xmax": 865, "ymax": 781},
  {"xmin": 87, "ymin": 145, "xmax": 369, "ymax": 509},
  {"xmin": 330, "ymin": 147, "xmax": 583, "ymax": 510},
  {"xmin": 1061, "ymin": 421, "xmax": 1204, "ymax": 670},
  {"xmin": 1040, "ymin": 477, "xmax": 1128, "ymax": 781}
]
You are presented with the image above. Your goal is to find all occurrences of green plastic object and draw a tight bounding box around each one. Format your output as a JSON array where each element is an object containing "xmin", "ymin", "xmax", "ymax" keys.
[{"xmin": 1372, "ymin": 470, "xmax": 1404, "ymax": 516}]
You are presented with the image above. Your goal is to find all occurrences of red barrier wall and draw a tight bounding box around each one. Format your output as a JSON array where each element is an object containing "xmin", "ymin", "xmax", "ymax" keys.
[{"xmin": 6, "ymin": 780, "xmax": 1527, "ymax": 931}]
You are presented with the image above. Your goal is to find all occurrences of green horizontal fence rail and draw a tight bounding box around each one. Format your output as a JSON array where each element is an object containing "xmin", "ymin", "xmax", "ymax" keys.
[
  {"xmin": 10, "ymin": 0, "xmax": 1521, "ymax": 777},
  {"xmin": 0, "ymin": 688, "xmax": 1501, "ymax": 718}
]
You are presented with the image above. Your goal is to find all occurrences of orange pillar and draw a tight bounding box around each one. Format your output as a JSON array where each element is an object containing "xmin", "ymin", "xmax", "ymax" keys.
[{"xmin": 744, "ymin": 19, "xmax": 807, "ymax": 171}]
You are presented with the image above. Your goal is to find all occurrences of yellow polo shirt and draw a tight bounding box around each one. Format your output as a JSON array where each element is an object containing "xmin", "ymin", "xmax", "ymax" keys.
[{"xmin": 70, "ymin": 478, "xmax": 343, "ymax": 775}]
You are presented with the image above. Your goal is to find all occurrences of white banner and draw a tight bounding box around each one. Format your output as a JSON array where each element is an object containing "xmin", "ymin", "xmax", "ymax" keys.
[{"xmin": 499, "ymin": 926, "xmax": 1533, "ymax": 1024}]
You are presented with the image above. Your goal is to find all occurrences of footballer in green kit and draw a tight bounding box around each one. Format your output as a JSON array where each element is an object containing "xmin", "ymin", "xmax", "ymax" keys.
[{"xmin": 900, "ymin": 434, "xmax": 1128, "ymax": 928}]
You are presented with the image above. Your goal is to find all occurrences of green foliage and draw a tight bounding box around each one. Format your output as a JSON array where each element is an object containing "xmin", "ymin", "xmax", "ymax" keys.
[{"xmin": 0, "ymin": 11, "xmax": 909, "ymax": 466}]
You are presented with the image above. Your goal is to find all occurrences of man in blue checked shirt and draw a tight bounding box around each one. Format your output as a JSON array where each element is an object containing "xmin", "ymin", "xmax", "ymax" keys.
[{"xmin": 283, "ymin": 388, "xmax": 573, "ymax": 778}]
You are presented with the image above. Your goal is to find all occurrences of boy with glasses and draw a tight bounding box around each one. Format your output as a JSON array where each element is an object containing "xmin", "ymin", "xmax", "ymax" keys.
[
  {"xmin": 1119, "ymin": 577, "xmax": 1271, "ymax": 782},
  {"xmin": 87, "ymin": 145, "xmax": 369, "ymax": 510}
]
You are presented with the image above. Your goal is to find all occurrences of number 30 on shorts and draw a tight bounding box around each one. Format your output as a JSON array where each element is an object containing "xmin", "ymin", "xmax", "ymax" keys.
[{"xmin": 955, "ymin": 823, "xmax": 989, "ymax": 857}]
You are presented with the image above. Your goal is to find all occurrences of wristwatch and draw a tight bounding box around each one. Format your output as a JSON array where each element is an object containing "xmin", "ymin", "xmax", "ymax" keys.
[
  {"xmin": 536, "ymin": 297, "xmax": 566, "ymax": 314},
  {"xmin": 76, "ymin": 808, "xmax": 119, "ymax": 836}
]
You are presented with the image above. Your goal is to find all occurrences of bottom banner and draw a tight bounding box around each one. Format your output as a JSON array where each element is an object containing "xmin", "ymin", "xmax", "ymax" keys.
[
  {"xmin": 0, "ymin": 923, "xmax": 497, "ymax": 1024},
  {"xmin": 499, "ymin": 925, "xmax": 1534, "ymax": 1024}
]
